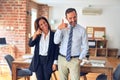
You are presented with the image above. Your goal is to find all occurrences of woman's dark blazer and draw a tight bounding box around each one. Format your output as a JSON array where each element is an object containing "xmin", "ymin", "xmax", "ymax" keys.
[{"xmin": 28, "ymin": 31, "xmax": 59, "ymax": 73}]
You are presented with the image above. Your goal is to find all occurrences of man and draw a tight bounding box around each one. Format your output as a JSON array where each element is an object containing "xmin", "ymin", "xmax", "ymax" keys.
[{"xmin": 54, "ymin": 8, "xmax": 89, "ymax": 80}]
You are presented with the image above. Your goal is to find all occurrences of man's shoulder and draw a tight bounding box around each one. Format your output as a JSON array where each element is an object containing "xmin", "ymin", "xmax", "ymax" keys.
[{"xmin": 76, "ymin": 24, "xmax": 85, "ymax": 30}]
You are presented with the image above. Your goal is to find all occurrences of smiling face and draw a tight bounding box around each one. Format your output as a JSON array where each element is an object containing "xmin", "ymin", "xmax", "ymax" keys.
[
  {"xmin": 39, "ymin": 19, "xmax": 49, "ymax": 34},
  {"xmin": 66, "ymin": 11, "xmax": 77, "ymax": 27}
]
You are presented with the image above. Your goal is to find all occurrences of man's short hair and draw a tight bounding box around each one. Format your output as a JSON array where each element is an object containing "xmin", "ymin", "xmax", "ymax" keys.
[{"xmin": 65, "ymin": 8, "xmax": 77, "ymax": 16}]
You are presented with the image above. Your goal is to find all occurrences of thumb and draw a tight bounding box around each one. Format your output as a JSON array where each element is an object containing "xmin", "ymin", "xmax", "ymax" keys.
[{"xmin": 62, "ymin": 19, "xmax": 64, "ymax": 24}]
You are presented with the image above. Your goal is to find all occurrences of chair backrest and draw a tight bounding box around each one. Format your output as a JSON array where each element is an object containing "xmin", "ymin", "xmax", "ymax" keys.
[
  {"xmin": 113, "ymin": 64, "xmax": 120, "ymax": 80},
  {"xmin": 4, "ymin": 54, "xmax": 14, "ymax": 71},
  {"xmin": 0, "ymin": 37, "xmax": 6, "ymax": 44}
]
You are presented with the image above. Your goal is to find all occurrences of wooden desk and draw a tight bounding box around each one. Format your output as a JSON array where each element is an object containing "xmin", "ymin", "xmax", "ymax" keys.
[
  {"xmin": 12, "ymin": 57, "xmax": 113, "ymax": 80},
  {"xmin": 12, "ymin": 59, "xmax": 30, "ymax": 80},
  {"xmin": 80, "ymin": 57, "xmax": 113, "ymax": 80},
  {"xmin": 0, "ymin": 44, "xmax": 16, "ymax": 59}
]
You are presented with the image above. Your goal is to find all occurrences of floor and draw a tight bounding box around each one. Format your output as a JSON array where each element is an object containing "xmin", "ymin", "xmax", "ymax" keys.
[{"xmin": 0, "ymin": 57, "xmax": 120, "ymax": 80}]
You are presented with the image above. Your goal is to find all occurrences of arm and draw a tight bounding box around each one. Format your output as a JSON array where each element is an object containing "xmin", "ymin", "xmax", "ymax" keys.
[
  {"xmin": 28, "ymin": 37, "xmax": 38, "ymax": 47},
  {"xmin": 79, "ymin": 30, "xmax": 89, "ymax": 60},
  {"xmin": 52, "ymin": 43, "xmax": 59, "ymax": 71},
  {"xmin": 54, "ymin": 19, "xmax": 68, "ymax": 44},
  {"xmin": 29, "ymin": 29, "xmax": 42, "ymax": 47},
  {"xmin": 54, "ymin": 29, "xmax": 63, "ymax": 44},
  {"xmin": 52, "ymin": 32, "xmax": 59, "ymax": 71}
]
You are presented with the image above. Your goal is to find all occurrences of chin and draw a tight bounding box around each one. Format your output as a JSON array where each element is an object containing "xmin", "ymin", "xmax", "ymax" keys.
[
  {"xmin": 70, "ymin": 22, "xmax": 77, "ymax": 27},
  {"xmin": 71, "ymin": 24, "xmax": 76, "ymax": 27}
]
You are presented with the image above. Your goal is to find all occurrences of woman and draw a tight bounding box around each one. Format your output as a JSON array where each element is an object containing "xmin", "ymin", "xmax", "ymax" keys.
[{"xmin": 28, "ymin": 16, "xmax": 59, "ymax": 80}]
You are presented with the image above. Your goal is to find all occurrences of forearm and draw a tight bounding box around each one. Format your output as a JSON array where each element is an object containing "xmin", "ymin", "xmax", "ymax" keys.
[
  {"xmin": 54, "ymin": 29, "xmax": 62, "ymax": 44},
  {"xmin": 79, "ymin": 30, "xmax": 89, "ymax": 59},
  {"xmin": 29, "ymin": 36, "xmax": 39, "ymax": 47},
  {"xmin": 28, "ymin": 37, "xmax": 35, "ymax": 47},
  {"xmin": 79, "ymin": 49, "xmax": 88, "ymax": 60}
]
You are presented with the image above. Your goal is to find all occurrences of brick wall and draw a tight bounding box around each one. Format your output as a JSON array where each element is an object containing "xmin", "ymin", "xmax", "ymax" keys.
[{"xmin": 0, "ymin": 0, "xmax": 49, "ymax": 58}]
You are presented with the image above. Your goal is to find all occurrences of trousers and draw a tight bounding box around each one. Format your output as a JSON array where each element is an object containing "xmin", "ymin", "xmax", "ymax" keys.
[{"xmin": 58, "ymin": 55, "xmax": 80, "ymax": 80}]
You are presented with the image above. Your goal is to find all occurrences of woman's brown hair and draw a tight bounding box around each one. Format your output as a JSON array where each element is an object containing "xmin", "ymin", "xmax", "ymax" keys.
[{"xmin": 34, "ymin": 16, "xmax": 51, "ymax": 31}]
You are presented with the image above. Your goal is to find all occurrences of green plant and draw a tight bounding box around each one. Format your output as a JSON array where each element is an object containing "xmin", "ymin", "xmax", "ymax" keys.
[
  {"xmin": 99, "ymin": 42, "xmax": 104, "ymax": 48},
  {"xmin": 102, "ymin": 34, "xmax": 106, "ymax": 39}
]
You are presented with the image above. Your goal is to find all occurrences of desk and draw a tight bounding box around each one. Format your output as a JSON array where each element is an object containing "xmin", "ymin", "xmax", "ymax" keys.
[
  {"xmin": 12, "ymin": 59, "xmax": 30, "ymax": 80},
  {"xmin": 12, "ymin": 57, "xmax": 113, "ymax": 80},
  {"xmin": 0, "ymin": 44, "xmax": 16, "ymax": 59},
  {"xmin": 80, "ymin": 57, "xmax": 113, "ymax": 80}
]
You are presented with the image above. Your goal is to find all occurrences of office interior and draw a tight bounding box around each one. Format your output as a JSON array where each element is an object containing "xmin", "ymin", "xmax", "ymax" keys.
[{"xmin": 0, "ymin": 0, "xmax": 120, "ymax": 80}]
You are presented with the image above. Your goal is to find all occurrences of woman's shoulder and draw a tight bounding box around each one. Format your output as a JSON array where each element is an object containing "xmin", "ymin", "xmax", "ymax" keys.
[
  {"xmin": 50, "ymin": 30, "xmax": 56, "ymax": 34},
  {"xmin": 51, "ymin": 30, "xmax": 56, "ymax": 32},
  {"xmin": 49, "ymin": 31, "xmax": 55, "ymax": 37}
]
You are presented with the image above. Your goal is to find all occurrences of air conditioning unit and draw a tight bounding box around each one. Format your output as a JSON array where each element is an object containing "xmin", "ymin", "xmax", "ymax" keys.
[{"xmin": 82, "ymin": 7, "xmax": 102, "ymax": 15}]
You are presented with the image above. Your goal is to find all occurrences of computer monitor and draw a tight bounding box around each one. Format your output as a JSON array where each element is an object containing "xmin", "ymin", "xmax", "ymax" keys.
[
  {"xmin": 0, "ymin": 38, "xmax": 6, "ymax": 44},
  {"xmin": 88, "ymin": 40, "xmax": 96, "ymax": 48}
]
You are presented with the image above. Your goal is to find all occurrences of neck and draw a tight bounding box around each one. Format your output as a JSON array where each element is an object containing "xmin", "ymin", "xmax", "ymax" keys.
[{"xmin": 44, "ymin": 31, "xmax": 49, "ymax": 39}]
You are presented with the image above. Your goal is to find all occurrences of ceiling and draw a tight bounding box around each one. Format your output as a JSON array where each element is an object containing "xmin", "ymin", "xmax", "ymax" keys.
[{"xmin": 32, "ymin": 0, "xmax": 120, "ymax": 7}]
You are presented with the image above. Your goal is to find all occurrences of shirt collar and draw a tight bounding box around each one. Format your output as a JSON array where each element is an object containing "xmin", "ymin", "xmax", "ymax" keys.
[
  {"xmin": 68, "ymin": 24, "xmax": 77, "ymax": 29},
  {"xmin": 41, "ymin": 31, "xmax": 50, "ymax": 38}
]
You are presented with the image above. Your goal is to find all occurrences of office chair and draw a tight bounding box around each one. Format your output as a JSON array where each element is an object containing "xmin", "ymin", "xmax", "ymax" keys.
[
  {"xmin": 96, "ymin": 64, "xmax": 120, "ymax": 80},
  {"xmin": 4, "ymin": 54, "xmax": 32, "ymax": 80},
  {"xmin": 0, "ymin": 37, "xmax": 6, "ymax": 44},
  {"xmin": 80, "ymin": 72, "xmax": 88, "ymax": 80}
]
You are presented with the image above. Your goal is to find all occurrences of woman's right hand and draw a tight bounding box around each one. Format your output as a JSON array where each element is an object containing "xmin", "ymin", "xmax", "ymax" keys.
[
  {"xmin": 35, "ymin": 29, "xmax": 42, "ymax": 36},
  {"xmin": 32, "ymin": 29, "xmax": 42, "ymax": 40}
]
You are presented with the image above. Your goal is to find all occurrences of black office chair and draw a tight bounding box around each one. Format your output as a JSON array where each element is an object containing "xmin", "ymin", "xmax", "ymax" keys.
[
  {"xmin": 0, "ymin": 37, "xmax": 6, "ymax": 44},
  {"xmin": 96, "ymin": 64, "xmax": 120, "ymax": 80},
  {"xmin": 4, "ymin": 54, "xmax": 32, "ymax": 80},
  {"xmin": 80, "ymin": 72, "xmax": 88, "ymax": 80}
]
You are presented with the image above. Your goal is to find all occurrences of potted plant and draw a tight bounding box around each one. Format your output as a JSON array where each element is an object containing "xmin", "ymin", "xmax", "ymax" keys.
[
  {"xmin": 100, "ymin": 42, "xmax": 104, "ymax": 48},
  {"xmin": 102, "ymin": 34, "xmax": 106, "ymax": 40}
]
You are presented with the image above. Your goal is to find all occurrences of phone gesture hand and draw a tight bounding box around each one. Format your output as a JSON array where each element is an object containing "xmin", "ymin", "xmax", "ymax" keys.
[
  {"xmin": 36, "ymin": 29, "xmax": 42, "ymax": 35},
  {"xmin": 32, "ymin": 29, "xmax": 42, "ymax": 40},
  {"xmin": 58, "ymin": 19, "xmax": 68, "ymax": 30}
]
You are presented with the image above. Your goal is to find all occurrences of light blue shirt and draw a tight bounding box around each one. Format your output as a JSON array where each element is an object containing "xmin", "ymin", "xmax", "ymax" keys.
[{"xmin": 54, "ymin": 24, "xmax": 89, "ymax": 60}]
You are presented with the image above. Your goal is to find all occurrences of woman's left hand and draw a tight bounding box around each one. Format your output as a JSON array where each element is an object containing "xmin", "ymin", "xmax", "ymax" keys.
[{"xmin": 52, "ymin": 64, "xmax": 58, "ymax": 71}]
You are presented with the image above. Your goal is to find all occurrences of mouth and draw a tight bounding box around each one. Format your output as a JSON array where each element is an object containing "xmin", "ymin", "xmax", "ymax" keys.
[{"xmin": 70, "ymin": 22, "xmax": 76, "ymax": 26}]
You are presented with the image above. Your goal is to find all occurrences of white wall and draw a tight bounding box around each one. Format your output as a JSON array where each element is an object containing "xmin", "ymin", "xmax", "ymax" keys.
[{"xmin": 49, "ymin": 6, "xmax": 120, "ymax": 49}]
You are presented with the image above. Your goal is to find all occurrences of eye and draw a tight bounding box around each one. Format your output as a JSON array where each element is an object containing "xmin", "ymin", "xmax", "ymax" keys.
[
  {"xmin": 74, "ymin": 16, "xmax": 77, "ymax": 19},
  {"xmin": 40, "ymin": 24, "xmax": 43, "ymax": 26},
  {"xmin": 43, "ymin": 21, "xmax": 46, "ymax": 24}
]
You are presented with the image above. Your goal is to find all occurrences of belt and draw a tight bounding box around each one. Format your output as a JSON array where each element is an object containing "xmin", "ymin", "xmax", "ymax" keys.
[{"xmin": 59, "ymin": 54, "xmax": 79, "ymax": 58}]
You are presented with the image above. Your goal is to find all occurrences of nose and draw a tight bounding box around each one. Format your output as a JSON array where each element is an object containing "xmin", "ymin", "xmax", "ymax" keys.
[{"xmin": 71, "ymin": 18, "xmax": 75, "ymax": 22}]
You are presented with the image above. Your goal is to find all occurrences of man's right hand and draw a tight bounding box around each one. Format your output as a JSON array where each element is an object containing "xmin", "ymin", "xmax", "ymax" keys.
[{"xmin": 58, "ymin": 19, "xmax": 68, "ymax": 30}]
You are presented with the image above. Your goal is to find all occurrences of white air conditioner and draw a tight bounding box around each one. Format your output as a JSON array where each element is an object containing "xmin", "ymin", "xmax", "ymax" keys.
[{"xmin": 82, "ymin": 7, "xmax": 102, "ymax": 15}]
